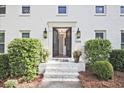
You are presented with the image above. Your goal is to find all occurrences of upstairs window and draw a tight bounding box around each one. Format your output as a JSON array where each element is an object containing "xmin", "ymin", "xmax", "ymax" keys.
[
  {"xmin": 22, "ymin": 33, "xmax": 30, "ymax": 38},
  {"xmin": 95, "ymin": 6, "xmax": 105, "ymax": 14},
  {"xmin": 22, "ymin": 5, "xmax": 30, "ymax": 14},
  {"xmin": 58, "ymin": 6, "xmax": 67, "ymax": 14},
  {"xmin": 0, "ymin": 5, "xmax": 6, "ymax": 14},
  {"xmin": 120, "ymin": 6, "xmax": 124, "ymax": 14}
]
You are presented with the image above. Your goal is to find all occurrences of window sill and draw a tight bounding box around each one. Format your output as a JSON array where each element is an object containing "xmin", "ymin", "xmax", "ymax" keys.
[
  {"xmin": 56, "ymin": 14, "xmax": 68, "ymax": 16},
  {"xmin": 0, "ymin": 14, "xmax": 6, "ymax": 17},
  {"xmin": 19, "ymin": 14, "xmax": 31, "ymax": 17},
  {"xmin": 120, "ymin": 14, "xmax": 124, "ymax": 16},
  {"xmin": 94, "ymin": 13, "xmax": 106, "ymax": 16}
]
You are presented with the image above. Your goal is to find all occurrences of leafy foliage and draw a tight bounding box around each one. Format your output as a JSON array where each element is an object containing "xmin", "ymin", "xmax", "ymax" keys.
[
  {"xmin": 40, "ymin": 48, "xmax": 49, "ymax": 63},
  {"xmin": 84, "ymin": 39, "xmax": 111, "ymax": 64},
  {"xmin": 0, "ymin": 54, "xmax": 10, "ymax": 80},
  {"xmin": 4, "ymin": 80, "xmax": 17, "ymax": 88},
  {"xmin": 92, "ymin": 61, "xmax": 113, "ymax": 80},
  {"xmin": 109, "ymin": 49, "xmax": 124, "ymax": 71},
  {"xmin": 8, "ymin": 38, "xmax": 42, "ymax": 81}
]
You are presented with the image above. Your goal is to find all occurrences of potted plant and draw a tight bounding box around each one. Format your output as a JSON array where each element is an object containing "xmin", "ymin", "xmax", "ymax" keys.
[{"xmin": 73, "ymin": 50, "xmax": 82, "ymax": 63}]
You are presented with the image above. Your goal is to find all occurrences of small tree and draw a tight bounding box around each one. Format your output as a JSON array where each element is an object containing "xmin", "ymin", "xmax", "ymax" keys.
[{"xmin": 84, "ymin": 39, "xmax": 111, "ymax": 64}]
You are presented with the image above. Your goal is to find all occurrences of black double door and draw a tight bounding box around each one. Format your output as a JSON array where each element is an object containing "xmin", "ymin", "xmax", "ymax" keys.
[{"xmin": 53, "ymin": 27, "xmax": 72, "ymax": 57}]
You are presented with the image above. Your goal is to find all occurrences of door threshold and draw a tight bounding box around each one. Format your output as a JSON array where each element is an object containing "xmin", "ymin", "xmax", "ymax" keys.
[{"xmin": 51, "ymin": 57, "xmax": 73, "ymax": 62}]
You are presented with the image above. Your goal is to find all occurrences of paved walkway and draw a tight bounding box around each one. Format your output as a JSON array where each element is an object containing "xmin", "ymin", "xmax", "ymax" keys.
[{"xmin": 39, "ymin": 81, "xmax": 81, "ymax": 88}]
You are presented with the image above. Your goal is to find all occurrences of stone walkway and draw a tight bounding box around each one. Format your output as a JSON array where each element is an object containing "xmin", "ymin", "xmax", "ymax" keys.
[{"xmin": 39, "ymin": 81, "xmax": 81, "ymax": 88}]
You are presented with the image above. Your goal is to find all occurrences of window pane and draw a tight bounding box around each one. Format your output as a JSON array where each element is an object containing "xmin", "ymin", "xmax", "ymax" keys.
[
  {"xmin": 0, "ymin": 5, "xmax": 6, "ymax": 14},
  {"xmin": 58, "ymin": 6, "xmax": 66, "ymax": 14},
  {"xmin": 0, "ymin": 33, "xmax": 4, "ymax": 43},
  {"xmin": 22, "ymin": 6, "xmax": 30, "ymax": 14},
  {"xmin": 120, "ymin": 6, "xmax": 124, "ymax": 13},
  {"xmin": 22, "ymin": 33, "xmax": 30, "ymax": 38},
  {"xmin": 95, "ymin": 33, "xmax": 104, "ymax": 39},
  {"xmin": 0, "ymin": 44, "xmax": 4, "ymax": 53},
  {"xmin": 96, "ymin": 6, "xmax": 104, "ymax": 13}
]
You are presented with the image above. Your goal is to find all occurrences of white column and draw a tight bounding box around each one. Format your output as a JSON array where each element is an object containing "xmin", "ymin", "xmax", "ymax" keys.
[{"xmin": 48, "ymin": 27, "xmax": 53, "ymax": 59}]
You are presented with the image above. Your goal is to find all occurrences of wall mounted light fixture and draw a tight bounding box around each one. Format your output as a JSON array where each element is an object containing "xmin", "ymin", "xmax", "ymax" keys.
[
  {"xmin": 43, "ymin": 28, "xmax": 47, "ymax": 39},
  {"xmin": 76, "ymin": 28, "xmax": 81, "ymax": 39}
]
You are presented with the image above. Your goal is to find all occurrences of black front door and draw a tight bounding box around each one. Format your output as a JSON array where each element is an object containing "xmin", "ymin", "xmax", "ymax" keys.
[
  {"xmin": 65, "ymin": 28, "xmax": 71, "ymax": 57},
  {"xmin": 53, "ymin": 27, "xmax": 72, "ymax": 58},
  {"xmin": 53, "ymin": 28, "xmax": 59, "ymax": 57}
]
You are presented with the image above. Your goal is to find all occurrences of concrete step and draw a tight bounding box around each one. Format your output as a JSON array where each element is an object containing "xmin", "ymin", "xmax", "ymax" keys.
[
  {"xmin": 44, "ymin": 72, "xmax": 79, "ymax": 78},
  {"xmin": 42, "ymin": 77, "xmax": 80, "ymax": 81},
  {"xmin": 45, "ymin": 67, "xmax": 78, "ymax": 73},
  {"xmin": 45, "ymin": 62, "xmax": 82, "ymax": 67}
]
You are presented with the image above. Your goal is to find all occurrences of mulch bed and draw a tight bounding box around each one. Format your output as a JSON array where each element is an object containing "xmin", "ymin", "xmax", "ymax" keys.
[
  {"xmin": 79, "ymin": 68, "xmax": 124, "ymax": 88},
  {"xmin": 0, "ymin": 74, "xmax": 43, "ymax": 88}
]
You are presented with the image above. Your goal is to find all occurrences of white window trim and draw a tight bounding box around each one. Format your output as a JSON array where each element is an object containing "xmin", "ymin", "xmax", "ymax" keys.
[
  {"xmin": 19, "ymin": 5, "xmax": 31, "ymax": 16},
  {"xmin": 20, "ymin": 30, "xmax": 31, "ymax": 33},
  {"xmin": 56, "ymin": 5, "xmax": 68, "ymax": 16},
  {"xmin": 95, "ymin": 30, "xmax": 106, "ymax": 39},
  {"xmin": 94, "ymin": 5, "xmax": 107, "ymax": 16}
]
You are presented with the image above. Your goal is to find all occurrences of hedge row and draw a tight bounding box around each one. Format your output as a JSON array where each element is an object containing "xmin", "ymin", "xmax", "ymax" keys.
[
  {"xmin": 109, "ymin": 49, "xmax": 124, "ymax": 71},
  {"xmin": 0, "ymin": 54, "xmax": 10, "ymax": 80}
]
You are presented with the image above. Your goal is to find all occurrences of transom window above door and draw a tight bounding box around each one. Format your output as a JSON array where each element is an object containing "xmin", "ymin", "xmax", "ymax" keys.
[
  {"xmin": 22, "ymin": 5, "xmax": 30, "ymax": 14},
  {"xmin": 58, "ymin": 6, "xmax": 67, "ymax": 14}
]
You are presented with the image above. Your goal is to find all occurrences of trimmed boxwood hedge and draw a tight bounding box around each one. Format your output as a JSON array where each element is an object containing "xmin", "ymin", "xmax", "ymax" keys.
[
  {"xmin": 109, "ymin": 49, "xmax": 124, "ymax": 71},
  {"xmin": 92, "ymin": 61, "xmax": 113, "ymax": 80},
  {"xmin": 84, "ymin": 39, "xmax": 111, "ymax": 64},
  {"xmin": 8, "ymin": 38, "xmax": 42, "ymax": 81},
  {"xmin": 0, "ymin": 54, "xmax": 10, "ymax": 80}
]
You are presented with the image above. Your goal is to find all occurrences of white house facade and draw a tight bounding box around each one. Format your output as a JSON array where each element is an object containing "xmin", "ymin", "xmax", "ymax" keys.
[{"xmin": 0, "ymin": 5, "xmax": 124, "ymax": 60}]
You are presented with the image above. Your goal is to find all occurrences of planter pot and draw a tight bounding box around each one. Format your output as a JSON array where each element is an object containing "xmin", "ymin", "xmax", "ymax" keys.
[{"xmin": 74, "ymin": 58, "xmax": 79, "ymax": 63}]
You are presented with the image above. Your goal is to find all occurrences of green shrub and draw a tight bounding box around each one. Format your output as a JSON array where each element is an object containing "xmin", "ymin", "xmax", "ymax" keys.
[
  {"xmin": 8, "ymin": 38, "xmax": 42, "ymax": 81},
  {"xmin": 0, "ymin": 54, "xmax": 10, "ymax": 80},
  {"xmin": 4, "ymin": 80, "xmax": 17, "ymax": 88},
  {"xmin": 109, "ymin": 49, "xmax": 124, "ymax": 71},
  {"xmin": 92, "ymin": 61, "xmax": 113, "ymax": 80},
  {"xmin": 84, "ymin": 39, "xmax": 111, "ymax": 64}
]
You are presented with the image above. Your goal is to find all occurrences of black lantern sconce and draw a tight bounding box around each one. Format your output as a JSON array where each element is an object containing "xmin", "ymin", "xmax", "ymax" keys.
[
  {"xmin": 43, "ymin": 28, "xmax": 47, "ymax": 39},
  {"xmin": 76, "ymin": 28, "xmax": 81, "ymax": 39}
]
